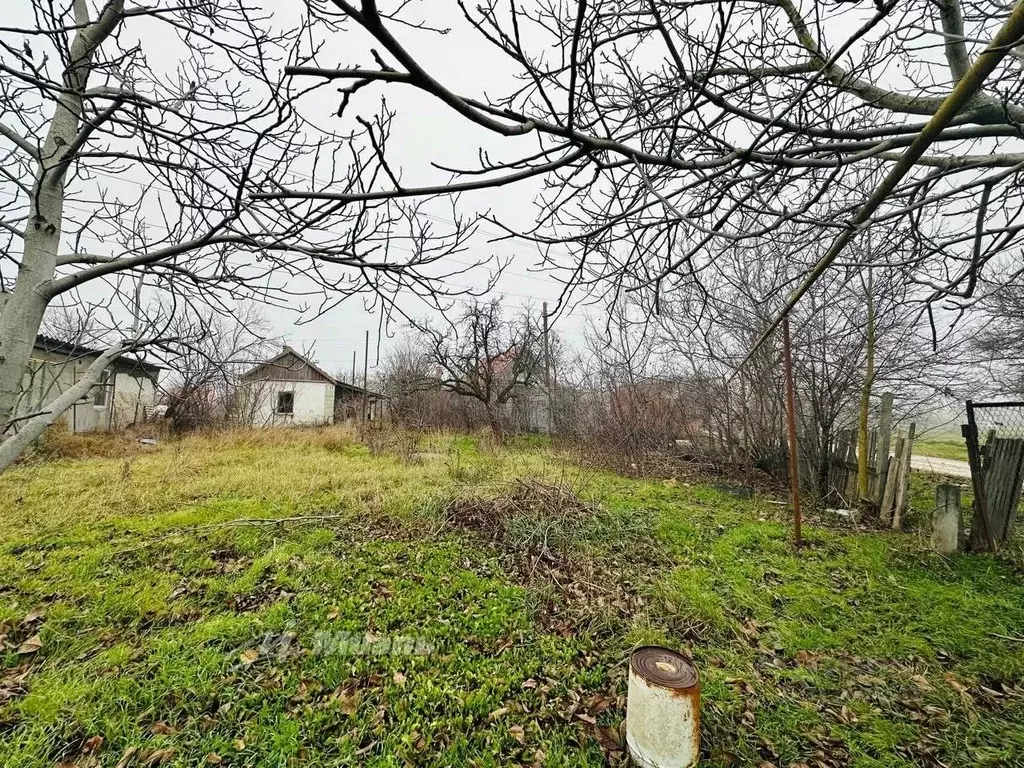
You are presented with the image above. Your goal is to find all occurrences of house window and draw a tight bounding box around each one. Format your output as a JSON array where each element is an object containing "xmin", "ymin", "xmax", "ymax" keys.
[
  {"xmin": 93, "ymin": 370, "xmax": 111, "ymax": 408},
  {"xmin": 276, "ymin": 391, "xmax": 294, "ymax": 415}
]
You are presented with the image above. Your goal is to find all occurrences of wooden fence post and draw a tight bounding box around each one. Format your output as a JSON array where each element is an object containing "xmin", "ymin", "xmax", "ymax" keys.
[
  {"xmin": 874, "ymin": 393, "xmax": 894, "ymax": 504},
  {"xmin": 879, "ymin": 456, "xmax": 899, "ymax": 525},
  {"xmin": 892, "ymin": 423, "xmax": 916, "ymax": 530}
]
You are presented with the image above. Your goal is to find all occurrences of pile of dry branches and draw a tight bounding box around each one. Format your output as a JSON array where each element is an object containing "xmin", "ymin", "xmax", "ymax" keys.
[{"xmin": 443, "ymin": 479, "xmax": 597, "ymax": 561}]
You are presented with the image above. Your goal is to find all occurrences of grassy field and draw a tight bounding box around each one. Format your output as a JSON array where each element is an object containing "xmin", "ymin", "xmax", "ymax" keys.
[
  {"xmin": 0, "ymin": 428, "xmax": 1022, "ymax": 767},
  {"xmin": 913, "ymin": 435, "xmax": 969, "ymax": 463}
]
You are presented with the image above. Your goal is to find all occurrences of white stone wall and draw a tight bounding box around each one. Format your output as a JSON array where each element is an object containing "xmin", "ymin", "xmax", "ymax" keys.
[
  {"xmin": 244, "ymin": 380, "xmax": 334, "ymax": 427},
  {"xmin": 110, "ymin": 372, "xmax": 157, "ymax": 429}
]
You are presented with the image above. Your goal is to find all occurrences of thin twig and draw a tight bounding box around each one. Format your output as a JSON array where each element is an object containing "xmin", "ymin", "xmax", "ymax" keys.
[{"xmin": 990, "ymin": 632, "xmax": 1024, "ymax": 643}]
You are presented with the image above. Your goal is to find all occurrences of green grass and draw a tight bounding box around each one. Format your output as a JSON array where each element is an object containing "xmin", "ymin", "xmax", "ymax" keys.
[
  {"xmin": 914, "ymin": 435, "xmax": 969, "ymax": 462},
  {"xmin": 1, "ymin": 427, "xmax": 1022, "ymax": 767}
]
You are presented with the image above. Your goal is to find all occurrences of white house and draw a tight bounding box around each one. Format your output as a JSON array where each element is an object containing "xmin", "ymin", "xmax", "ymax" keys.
[
  {"xmin": 240, "ymin": 346, "xmax": 382, "ymax": 427},
  {"xmin": 17, "ymin": 335, "xmax": 161, "ymax": 433}
]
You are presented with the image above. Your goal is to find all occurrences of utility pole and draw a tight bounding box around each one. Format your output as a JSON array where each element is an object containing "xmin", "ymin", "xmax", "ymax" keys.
[
  {"xmin": 361, "ymin": 329, "xmax": 369, "ymax": 423},
  {"xmin": 783, "ymin": 316, "xmax": 803, "ymax": 547},
  {"xmin": 542, "ymin": 302, "xmax": 553, "ymax": 435}
]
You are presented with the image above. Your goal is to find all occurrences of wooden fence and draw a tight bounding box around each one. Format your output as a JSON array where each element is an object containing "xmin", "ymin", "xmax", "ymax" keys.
[
  {"xmin": 823, "ymin": 393, "xmax": 916, "ymax": 526},
  {"xmin": 964, "ymin": 400, "xmax": 1024, "ymax": 551}
]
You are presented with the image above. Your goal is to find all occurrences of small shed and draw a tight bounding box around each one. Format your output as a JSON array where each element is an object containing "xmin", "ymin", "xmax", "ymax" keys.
[
  {"xmin": 240, "ymin": 346, "xmax": 382, "ymax": 426},
  {"xmin": 20, "ymin": 335, "xmax": 161, "ymax": 433}
]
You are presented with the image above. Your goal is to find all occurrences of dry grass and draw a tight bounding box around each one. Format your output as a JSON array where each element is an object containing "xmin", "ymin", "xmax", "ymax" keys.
[
  {"xmin": 25, "ymin": 421, "xmax": 166, "ymax": 462},
  {"xmin": 0, "ymin": 426, "xmax": 561, "ymax": 545},
  {"xmin": 444, "ymin": 478, "xmax": 596, "ymax": 547}
]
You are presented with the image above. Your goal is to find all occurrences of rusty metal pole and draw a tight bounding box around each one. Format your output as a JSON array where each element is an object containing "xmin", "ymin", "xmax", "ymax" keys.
[
  {"xmin": 543, "ymin": 302, "xmax": 553, "ymax": 435},
  {"xmin": 783, "ymin": 316, "xmax": 803, "ymax": 547}
]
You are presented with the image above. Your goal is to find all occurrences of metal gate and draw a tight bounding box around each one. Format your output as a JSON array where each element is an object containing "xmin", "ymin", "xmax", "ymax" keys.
[{"xmin": 963, "ymin": 400, "xmax": 1024, "ymax": 551}]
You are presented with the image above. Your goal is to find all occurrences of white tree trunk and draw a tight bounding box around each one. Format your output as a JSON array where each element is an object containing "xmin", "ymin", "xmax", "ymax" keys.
[{"xmin": 0, "ymin": 0, "xmax": 124, "ymax": 435}]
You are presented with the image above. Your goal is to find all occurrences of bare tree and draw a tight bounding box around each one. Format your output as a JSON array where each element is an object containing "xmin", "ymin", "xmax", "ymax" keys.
[
  {"xmin": 646, "ymin": 225, "xmax": 976, "ymax": 502},
  {"xmin": 159, "ymin": 304, "xmax": 278, "ymax": 431},
  {"xmin": 974, "ymin": 277, "xmax": 1024, "ymax": 395},
  {"xmin": 416, "ymin": 299, "xmax": 543, "ymax": 440},
  {"xmin": 0, "ymin": 0, "xmax": 487, "ymax": 471},
  {"xmin": 375, "ymin": 335, "xmax": 439, "ymax": 427},
  {"xmin": 279, "ymin": 1, "xmax": 1024, "ymax": 354},
  {"xmin": 582, "ymin": 301, "xmax": 679, "ymax": 464}
]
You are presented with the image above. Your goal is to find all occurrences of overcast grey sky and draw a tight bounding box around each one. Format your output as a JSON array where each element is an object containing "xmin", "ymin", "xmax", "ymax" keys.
[
  {"xmin": 269, "ymin": 3, "xmax": 602, "ymax": 376},
  {"xmin": 0, "ymin": 0, "xmax": 603, "ymax": 378}
]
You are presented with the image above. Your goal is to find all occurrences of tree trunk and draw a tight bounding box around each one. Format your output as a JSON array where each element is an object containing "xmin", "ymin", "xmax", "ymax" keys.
[
  {"xmin": 486, "ymin": 405, "xmax": 504, "ymax": 442},
  {"xmin": 0, "ymin": 1, "xmax": 123, "ymax": 435},
  {"xmin": 857, "ymin": 267, "xmax": 876, "ymax": 506},
  {"xmin": 0, "ymin": 291, "xmax": 50, "ymax": 434},
  {"xmin": 0, "ymin": 342, "xmax": 127, "ymax": 471}
]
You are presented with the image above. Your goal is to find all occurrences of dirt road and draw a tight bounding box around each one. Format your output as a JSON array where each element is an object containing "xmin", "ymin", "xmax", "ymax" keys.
[{"xmin": 911, "ymin": 454, "xmax": 972, "ymax": 479}]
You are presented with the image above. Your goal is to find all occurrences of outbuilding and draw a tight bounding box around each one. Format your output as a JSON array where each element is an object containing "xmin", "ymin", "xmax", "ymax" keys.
[{"xmin": 240, "ymin": 346, "xmax": 382, "ymax": 426}]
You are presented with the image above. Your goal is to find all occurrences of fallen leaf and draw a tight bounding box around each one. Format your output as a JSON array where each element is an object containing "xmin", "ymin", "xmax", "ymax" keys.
[
  {"xmin": 22, "ymin": 609, "xmax": 44, "ymax": 624},
  {"xmin": 944, "ymin": 674, "xmax": 969, "ymax": 695},
  {"xmin": 595, "ymin": 725, "xmax": 621, "ymax": 752},
  {"xmin": 114, "ymin": 747, "xmax": 139, "ymax": 768},
  {"xmin": 206, "ymin": 753, "xmax": 222, "ymax": 764},
  {"xmin": 794, "ymin": 650, "xmax": 817, "ymax": 666},
  {"xmin": 856, "ymin": 674, "xmax": 885, "ymax": 686},
  {"xmin": 354, "ymin": 740, "xmax": 377, "ymax": 756},
  {"xmin": 150, "ymin": 722, "xmax": 177, "ymax": 735},
  {"xmin": 82, "ymin": 735, "xmax": 104, "ymax": 754},
  {"xmin": 239, "ymin": 648, "xmax": 259, "ymax": 666},
  {"xmin": 910, "ymin": 674, "xmax": 933, "ymax": 691},
  {"xmin": 509, "ymin": 725, "xmax": 526, "ymax": 744},
  {"xmin": 17, "ymin": 634, "xmax": 42, "ymax": 654},
  {"xmin": 232, "ymin": 739, "xmax": 246, "ymax": 751},
  {"xmin": 488, "ymin": 707, "xmax": 509, "ymax": 721},
  {"xmin": 333, "ymin": 687, "xmax": 360, "ymax": 716},
  {"xmin": 575, "ymin": 712, "xmax": 597, "ymax": 725},
  {"xmin": 393, "ymin": 671, "xmax": 407, "ymax": 686}
]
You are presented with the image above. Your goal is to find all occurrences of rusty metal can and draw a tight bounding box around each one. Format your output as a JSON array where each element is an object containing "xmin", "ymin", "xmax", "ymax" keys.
[{"xmin": 626, "ymin": 646, "xmax": 700, "ymax": 768}]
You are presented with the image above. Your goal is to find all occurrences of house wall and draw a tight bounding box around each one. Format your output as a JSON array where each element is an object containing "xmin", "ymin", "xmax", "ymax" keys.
[
  {"xmin": 243, "ymin": 380, "xmax": 334, "ymax": 427},
  {"xmin": 109, "ymin": 372, "xmax": 157, "ymax": 429},
  {"xmin": 17, "ymin": 350, "xmax": 158, "ymax": 433}
]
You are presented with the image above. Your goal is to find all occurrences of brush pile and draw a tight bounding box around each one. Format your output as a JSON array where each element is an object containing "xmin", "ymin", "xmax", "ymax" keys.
[{"xmin": 444, "ymin": 479, "xmax": 597, "ymax": 558}]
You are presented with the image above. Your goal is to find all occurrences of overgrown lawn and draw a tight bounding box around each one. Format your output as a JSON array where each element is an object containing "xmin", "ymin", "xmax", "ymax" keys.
[{"xmin": 0, "ymin": 428, "xmax": 1021, "ymax": 767}]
